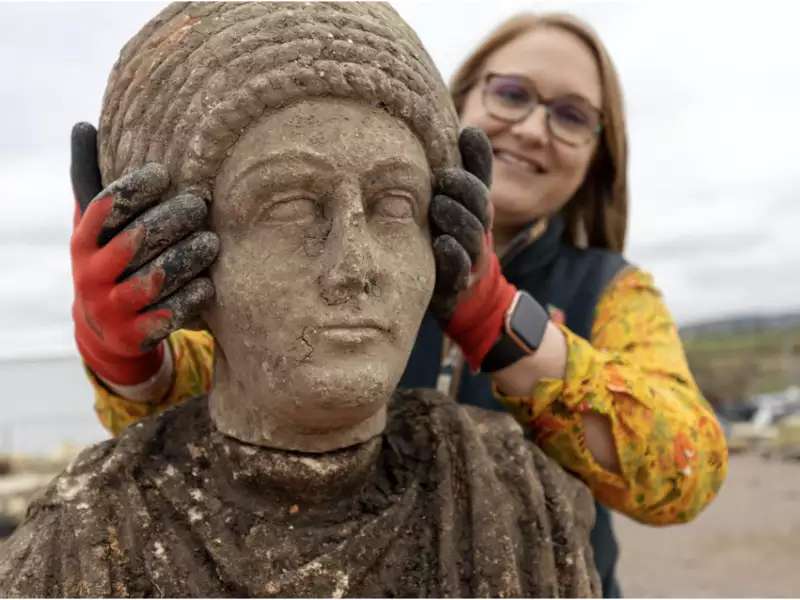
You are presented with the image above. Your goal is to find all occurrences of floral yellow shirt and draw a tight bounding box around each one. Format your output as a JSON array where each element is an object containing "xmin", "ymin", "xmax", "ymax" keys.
[
  {"xmin": 496, "ymin": 267, "xmax": 727, "ymax": 525},
  {"xmin": 89, "ymin": 267, "xmax": 727, "ymax": 526},
  {"xmin": 89, "ymin": 330, "xmax": 214, "ymax": 435}
]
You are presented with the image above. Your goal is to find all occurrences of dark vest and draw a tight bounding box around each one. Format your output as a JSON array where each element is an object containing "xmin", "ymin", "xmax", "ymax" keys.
[{"xmin": 399, "ymin": 215, "xmax": 626, "ymax": 598}]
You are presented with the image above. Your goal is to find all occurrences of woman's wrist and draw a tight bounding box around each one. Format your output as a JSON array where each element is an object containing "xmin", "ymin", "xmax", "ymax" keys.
[
  {"xmin": 97, "ymin": 340, "xmax": 175, "ymax": 404},
  {"xmin": 492, "ymin": 321, "xmax": 567, "ymax": 396},
  {"xmin": 444, "ymin": 250, "xmax": 517, "ymax": 370}
]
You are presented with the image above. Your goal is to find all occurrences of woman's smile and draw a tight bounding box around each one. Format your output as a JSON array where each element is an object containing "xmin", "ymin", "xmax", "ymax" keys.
[{"xmin": 493, "ymin": 146, "xmax": 547, "ymax": 174}]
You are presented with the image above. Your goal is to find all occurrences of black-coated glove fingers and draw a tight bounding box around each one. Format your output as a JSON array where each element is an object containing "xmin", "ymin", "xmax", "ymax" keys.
[
  {"xmin": 433, "ymin": 167, "xmax": 490, "ymax": 231},
  {"xmin": 71, "ymin": 123, "xmax": 174, "ymax": 246},
  {"xmin": 430, "ymin": 195, "xmax": 485, "ymax": 265},
  {"xmin": 121, "ymin": 231, "xmax": 220, "ymax": 308},
  {"xmin": 70, "ymin": 122, "xmax": 104, "ymax": 215},
  {"xmin": 118, "ymin": 193, "xmax": 209, "ymax": 277},
  {"xmin": 428, "ymin": 127, "xmax": 494, "ymax": 323},
  {"xmin": 92, "ymin": 163, "xmax": 171, "ymax": 245},
  {"xmin": 458, "ymin": 126, "xmax": 493, "ymax": 187},
  {"xmin": 138, "ymin": 278, "xmax": 216, "ymax": 350},
  {"xmin": 430, "ymin": 235, "xmax": 471, "ymax": 320}
]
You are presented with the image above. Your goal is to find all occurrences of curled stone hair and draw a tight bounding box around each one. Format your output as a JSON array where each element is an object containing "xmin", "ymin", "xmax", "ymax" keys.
[{"xmin": 97, "ymin": 2, "xmax": 461, "ymax": 199}]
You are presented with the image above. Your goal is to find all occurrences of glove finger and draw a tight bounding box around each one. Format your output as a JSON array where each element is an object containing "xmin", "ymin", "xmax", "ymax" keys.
[
  {"xmin": 109, "ymin": 255, "xmax": 167, "ymax": 313},
  {"xmin": 433, "ymin": 167, "xmax": 490, "ymax": 231},
  {"xmin": 135, "ymin": 278, "xmax": 215, "ymax": 351},
  {"xmin": 119, "ymin": 193, "xmax": 208, "ymax": 276},
  {"xmin": 433, "ymin": 234, "xmax": 471, "ymax": 295},
  {"xmin": 458, "ymin": 126, "xmax": 493, "ymax": 187},
  {"xmin": 71, "ymin": 193, "xmax": 116, "ymax": 260},
  {"xmin": 70, "ymin": 122, "xmax": 103, "ymax": 216},
  {"xmin": 91, "ymin": 163, "xmax": 171, "ymax": 246},
  {"xmin": 131, "ymin": 231, "xmax": 219, "ymax": 307},
  {"xmin": 430, "ymin": 195, "xmax": 484, "ymax": 265}
]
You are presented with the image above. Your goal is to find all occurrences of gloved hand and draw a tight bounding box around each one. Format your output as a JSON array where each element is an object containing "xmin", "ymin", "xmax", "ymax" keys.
[
  {"xmin": 429, "ymin": 127, "xmax": 518, "ymax": 371},
  {"xmin": 70, "ymin": 122, "xmax": 219, "ymax": 387}
]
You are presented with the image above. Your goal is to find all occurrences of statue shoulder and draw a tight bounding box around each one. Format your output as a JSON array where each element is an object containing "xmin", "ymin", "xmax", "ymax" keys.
[
  {"xmin": 390, "ymin": 387, "xmax": 595, "ymax": 529},
  {"xmin": 0, "ymin": 435, "xmax": 126, "ymax": 596},
  {"xmin": 0, "ymin": 397, "xmax": 210, "ymax": 597},
  {"xmin": 388, "ymin": 388, "xmax": 601, "ymax": 597}
]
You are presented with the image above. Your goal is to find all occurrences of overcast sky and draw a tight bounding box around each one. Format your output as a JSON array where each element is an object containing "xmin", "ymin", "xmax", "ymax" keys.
[{"xmin": 1, "ymin": 0, "xmax": 799, "ymax": 361}]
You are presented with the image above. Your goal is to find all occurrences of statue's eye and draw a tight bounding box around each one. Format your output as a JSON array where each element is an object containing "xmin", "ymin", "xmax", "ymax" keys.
[
  {"xmin": 373, "ymin": 191, "xmax": 415, "ymax": 221},
  {"xmin": 263, "ymin": 196, "xmax": 318, "ymax": 223}
]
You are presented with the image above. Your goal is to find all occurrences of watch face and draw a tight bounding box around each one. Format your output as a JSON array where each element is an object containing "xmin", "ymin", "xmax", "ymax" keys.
[{"xmin": 508, "ymin": 292, "xmax": 549, "ymax": 353}]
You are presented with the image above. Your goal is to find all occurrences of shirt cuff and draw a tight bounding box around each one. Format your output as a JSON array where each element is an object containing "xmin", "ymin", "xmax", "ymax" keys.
[{"xmin": 96, "ymin": 340, "xmax": 174, "ymax": 404}]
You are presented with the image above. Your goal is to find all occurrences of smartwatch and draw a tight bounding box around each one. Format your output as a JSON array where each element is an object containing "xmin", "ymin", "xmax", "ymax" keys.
[{"xmin": 480, "ymin": 291, "xmax": 550, "ymax": 373}]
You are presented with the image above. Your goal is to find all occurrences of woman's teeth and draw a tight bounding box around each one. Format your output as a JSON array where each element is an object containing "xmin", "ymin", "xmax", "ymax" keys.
[{"xmin": 495, "ymin": 151, "xmax": 543, "ymax": 174}]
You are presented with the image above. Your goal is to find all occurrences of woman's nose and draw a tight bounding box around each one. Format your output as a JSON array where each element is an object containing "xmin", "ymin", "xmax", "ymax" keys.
[
  {"xmin": 318, "ymin": 187, "xmax": 380, "ymax": 305},
  {"xmin": 510, "ymin": 104, "xmax": 550, "ymax": 147}
]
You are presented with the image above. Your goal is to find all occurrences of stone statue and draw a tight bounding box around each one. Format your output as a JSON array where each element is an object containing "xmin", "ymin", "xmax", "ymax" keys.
[{"xmin": 0, "ymin": 3, "xmax": 600, "ymax": 596}]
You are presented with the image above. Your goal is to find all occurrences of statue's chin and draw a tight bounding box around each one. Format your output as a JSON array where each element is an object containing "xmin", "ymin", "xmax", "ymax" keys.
[
  {"xmin": 208, "ymin": 359, "xmax": 397, "ymax": 453},
  {"xmin": 287, "ymin": 361, "xmax": 398, "ymax": 422}
]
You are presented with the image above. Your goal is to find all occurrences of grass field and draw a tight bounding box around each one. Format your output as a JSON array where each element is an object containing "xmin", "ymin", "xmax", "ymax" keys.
[{"xmin": 682, "ymin": 324, "xmax": 800, "ymax": 405}]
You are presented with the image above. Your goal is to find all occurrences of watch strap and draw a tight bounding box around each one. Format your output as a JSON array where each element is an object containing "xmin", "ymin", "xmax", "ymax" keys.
[{"xmin": 480, "ymin": 291, "xmax": 549, "ymax": 373}]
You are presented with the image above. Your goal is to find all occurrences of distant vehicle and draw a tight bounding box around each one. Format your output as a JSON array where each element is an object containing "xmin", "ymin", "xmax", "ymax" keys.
[
  {"xmin": 750, "ymin": 386, "xmax": 800, "ymax": 428},
  {"xmin": 725, "ymin": 386, "xmax": 800, "ymax": 457}
]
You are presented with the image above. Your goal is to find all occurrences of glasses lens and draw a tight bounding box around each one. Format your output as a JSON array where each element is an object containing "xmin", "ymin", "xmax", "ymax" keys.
[
  {"xmin": 484, "ymin": 75, "xmax": 534, "ymax": 122},
  {"xmin": 548, "ymin": 97, "xmax": 600, "ymax": 145}
]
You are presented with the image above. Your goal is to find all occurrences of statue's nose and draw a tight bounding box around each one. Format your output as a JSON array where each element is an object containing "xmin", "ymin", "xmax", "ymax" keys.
[{"xmin": 318, "ymin": 189, "xmax": 379, "ymax": 305}]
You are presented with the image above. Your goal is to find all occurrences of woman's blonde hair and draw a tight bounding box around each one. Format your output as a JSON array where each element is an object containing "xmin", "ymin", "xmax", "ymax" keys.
[{"xmin": 450, "ymin": 13, "xmax": 628, "ymax": 252}]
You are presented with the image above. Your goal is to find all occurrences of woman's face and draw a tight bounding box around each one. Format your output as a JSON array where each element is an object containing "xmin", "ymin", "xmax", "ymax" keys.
[
  {"xmin": 460, "ymin": 27, "xmax": 603, "ymax": 232},
  {"xmin": 207, "ymin": 98, "xmax": 435, "ymax": 448}
]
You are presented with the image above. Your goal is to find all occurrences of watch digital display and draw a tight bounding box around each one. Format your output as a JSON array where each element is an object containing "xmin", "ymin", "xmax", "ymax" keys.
[{"xmin": 506, "ymin": 291, "xmax": 549, "ymax": 353}]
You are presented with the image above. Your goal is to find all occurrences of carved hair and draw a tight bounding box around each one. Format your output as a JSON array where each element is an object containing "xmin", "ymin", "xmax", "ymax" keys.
[{"xmin": 98, "ymin": 2, "xmax": 460, "ymax": 198}]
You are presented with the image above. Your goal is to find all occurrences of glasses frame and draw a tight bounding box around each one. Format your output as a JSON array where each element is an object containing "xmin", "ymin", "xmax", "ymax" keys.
[{"xmin": 481, "ymin": 72, "xmax": 604, "ymax": 147}]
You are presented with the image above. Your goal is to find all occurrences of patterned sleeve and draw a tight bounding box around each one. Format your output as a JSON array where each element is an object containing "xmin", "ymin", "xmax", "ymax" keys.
[
  {"xmin": 88, "ymin": 330, "xmax": 214, "ymax": 436},
  {"xmin": 494, "ymin": 267, "xmax": 728, "ymax": 525}
]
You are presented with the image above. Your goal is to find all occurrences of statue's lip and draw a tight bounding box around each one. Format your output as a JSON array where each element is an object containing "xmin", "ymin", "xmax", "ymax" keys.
[
  {"xmin": 316, "ymin": 321, "xmax": 390, "ymax": 345},
  {"xmin": 317, "ymin": 319, "xmax": 390, "ymax": 332}
]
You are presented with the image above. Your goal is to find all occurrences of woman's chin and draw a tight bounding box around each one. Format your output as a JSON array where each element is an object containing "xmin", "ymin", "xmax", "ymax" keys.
[{"xmin": 491, "ymin": 196, "xmax": 546, "ymax": 230}]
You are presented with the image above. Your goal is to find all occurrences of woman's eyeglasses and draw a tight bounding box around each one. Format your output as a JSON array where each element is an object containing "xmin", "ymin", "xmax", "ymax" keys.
[{"xmin": 482, "ymin": 72, "xmax": 603, "ymax": 147}]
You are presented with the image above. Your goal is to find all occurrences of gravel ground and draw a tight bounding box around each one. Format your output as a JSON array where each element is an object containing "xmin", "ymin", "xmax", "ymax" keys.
[{"xmin": 614, "ymin": 453, "xmax": 800, "ymax": 597}]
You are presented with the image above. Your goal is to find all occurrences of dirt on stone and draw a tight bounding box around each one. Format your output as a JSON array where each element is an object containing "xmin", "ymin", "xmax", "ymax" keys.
[{"xmin": 0, "ymin": 390, "xmax": 601, "ymax": 597}]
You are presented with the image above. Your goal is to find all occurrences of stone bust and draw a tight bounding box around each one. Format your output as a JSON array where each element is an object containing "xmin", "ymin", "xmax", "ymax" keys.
[{"xmin": 0, "ymin": 3, "xmax": 600, "ymax": 597}]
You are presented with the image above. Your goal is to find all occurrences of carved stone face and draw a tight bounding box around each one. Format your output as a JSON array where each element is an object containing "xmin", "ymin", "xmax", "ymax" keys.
[{"xmin": 206, "ymin": 98, "xmax": 435, "ymax": 452}]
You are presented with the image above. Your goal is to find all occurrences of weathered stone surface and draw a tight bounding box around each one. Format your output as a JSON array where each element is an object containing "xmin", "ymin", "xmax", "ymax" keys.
[{"xmin": 0, "ymin": 390, "xmax": 599, "ymax": 597}]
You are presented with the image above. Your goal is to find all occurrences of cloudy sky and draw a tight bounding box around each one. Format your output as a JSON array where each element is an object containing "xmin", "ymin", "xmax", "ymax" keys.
[{"xmin": 1, "ymin": 0, "xmax": 799, "ymax": 361}]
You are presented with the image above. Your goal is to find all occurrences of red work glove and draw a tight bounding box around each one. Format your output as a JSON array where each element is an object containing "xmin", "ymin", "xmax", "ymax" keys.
[
  {"xmin": 429, "ymin": 128, "xmax": 517, "ymax": 371},
  {"xmin": 70, "ymin": 122, "xmax": 219, "ymax": 386},
  {"xmin": 443, "ymin": 242, "xmax": 516, "ymax": 371}
]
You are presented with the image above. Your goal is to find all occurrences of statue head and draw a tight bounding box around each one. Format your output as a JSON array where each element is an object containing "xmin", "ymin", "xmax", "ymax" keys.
[{"xmin": 97, "ymin": 2, "xmax": 460, "ymax": 452}]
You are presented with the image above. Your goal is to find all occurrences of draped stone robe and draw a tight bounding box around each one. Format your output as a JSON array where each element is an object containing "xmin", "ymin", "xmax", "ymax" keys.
[{"xmin": 0, "ymin": 390, "xmax": 600, "ymax": 597}]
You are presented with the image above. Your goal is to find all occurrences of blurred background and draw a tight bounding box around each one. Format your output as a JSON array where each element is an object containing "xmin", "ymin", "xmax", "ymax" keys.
[{"xmin": 1, "ymin": 1, "xmax": 798, "ymax": 595}]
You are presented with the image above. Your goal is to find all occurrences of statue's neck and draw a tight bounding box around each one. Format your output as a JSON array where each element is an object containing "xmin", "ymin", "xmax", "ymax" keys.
[{"xmin": 209, "ymin": 425, "xmax": 384, "ymax": 505}]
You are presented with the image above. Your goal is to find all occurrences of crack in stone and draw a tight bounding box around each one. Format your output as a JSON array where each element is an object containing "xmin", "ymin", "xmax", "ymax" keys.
[{"xmin": 298, "ymin": 327, "xmax": 314, "ymax": 362}]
